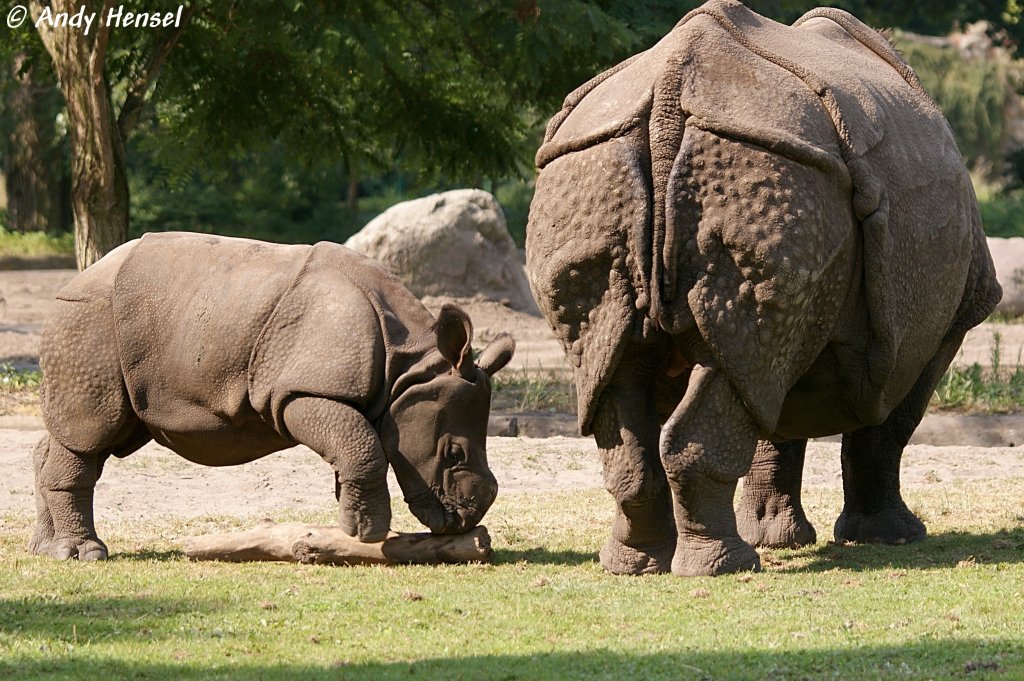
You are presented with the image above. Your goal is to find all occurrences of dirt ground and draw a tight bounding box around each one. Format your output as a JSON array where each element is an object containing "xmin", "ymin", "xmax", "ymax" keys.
[
  {"xmin": 2, "ymin": 268, "xmax": 1024, "ymax": 527},
  {"xmin": 2, "ymin": 429, "xmax": 1023, "ymax": 526}
]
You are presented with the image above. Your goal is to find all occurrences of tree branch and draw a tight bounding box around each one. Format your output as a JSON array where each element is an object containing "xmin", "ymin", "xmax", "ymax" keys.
[
  {"xmin": 90, "ymin": 0, "xmax": 115, "ymax": 72},
  {"xmin": 117, "ymin": 2, "xmax": 197, "ymax": 139},
  {"xmin": 27, "ymin": 1, "xmax": 56, "ymax": 59},
  {"xmin": 185, "ymin": 521, "xmax": 494, "ymax": 565}
]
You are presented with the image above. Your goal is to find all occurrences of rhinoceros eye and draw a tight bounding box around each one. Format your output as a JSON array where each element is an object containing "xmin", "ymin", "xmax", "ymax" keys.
[{"xmin": 444, "ymin": 443, "xmax": 467, "ymax": 467}]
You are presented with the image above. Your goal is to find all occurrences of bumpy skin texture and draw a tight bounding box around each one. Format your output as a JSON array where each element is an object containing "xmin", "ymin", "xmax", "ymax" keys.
[
  {"xmin": 526, "ymin": 0, "xmax": 1002, "ymax": 576},
  {"xmin": 31, "ymin": 232, "xmax": 514, "ymax": 560}
]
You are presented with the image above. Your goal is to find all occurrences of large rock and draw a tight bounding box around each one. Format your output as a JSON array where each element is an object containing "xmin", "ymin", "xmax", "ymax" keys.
[
  {"xmin": 345, "ymin": 189, "xmax": 538, "ymax": 313},
  {"xmin": 987, "ymin": 237, "xmax": 1023, "ymax": 316}
]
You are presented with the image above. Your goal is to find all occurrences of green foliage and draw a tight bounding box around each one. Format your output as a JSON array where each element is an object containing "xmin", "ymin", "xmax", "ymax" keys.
[
  {"xmin": 9, "ymin": 0, "xmax": 1024, "ymax": 247},
  {"xmin": 494, "ymin": 178, "xmax": 535, "ymax": 246},
  {"xmin": 128, "ymin": 141, "xmax": 368, "ymax": 244},
  {"xmin": 976, "ymin": 183, "xmax": 1024, "ymax": 237},
  {"xmin": 145, "ymin": 0, "xmax": 677, "ymax": 187},
  {"xmin": 0, "ymin": 363, "xmax": 42, "ymax": 391},
  {"xmin": 0, "ymin": 227, "xmax": 73, "ymax": 256},
  {"xmin": 113, "ymin": 1, "xmax": 695, "ymax": 244},
  {"xmin": 783, "ymin": 1, "xmax": 1023, "ymax": 51},
  {"xmin": 897, "ymin": 38, "xmax": 1013, "ymax": 167},
  {"xmin": 932, "ymin": 332, "xmax": 1024, "ymax": 411}
]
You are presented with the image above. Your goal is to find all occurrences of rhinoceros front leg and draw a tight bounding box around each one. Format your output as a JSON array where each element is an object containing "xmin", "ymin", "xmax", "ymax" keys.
[
  {"xmin": 592, "ymin": 351, "xmax": 677, "ymax": 575},
  {"xmin": 29, "ymin": 434, "xmax": 109, "ymax": 560},
  {"xmin": 660, "ymin": 364, "xmax": 760, "ymax": 576},
  {"xmin": 282, "ymin": 397, "xmax": 391, "ymax": 542},
  {"xmin": 736, "ymin": 439, "xmax": 817, "ymax": 549},
  {"xmin": 834, "ymin": 331, "xmax": 966, "ymax": 545}
]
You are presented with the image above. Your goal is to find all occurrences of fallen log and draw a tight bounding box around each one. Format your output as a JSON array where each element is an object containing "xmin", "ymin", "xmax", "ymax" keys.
[{"xmin": 184, "ymin": 521, "xmax": 493, "ymax": 566}]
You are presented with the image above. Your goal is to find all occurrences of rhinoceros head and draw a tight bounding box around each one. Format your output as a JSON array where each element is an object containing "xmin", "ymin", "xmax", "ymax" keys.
[{"xmin": 380, "ymin": 304, "xmax": 514, "ymax": 535}]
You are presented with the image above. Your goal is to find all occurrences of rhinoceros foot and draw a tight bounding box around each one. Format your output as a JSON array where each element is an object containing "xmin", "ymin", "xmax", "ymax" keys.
[
  {"xmin": 28, "ymin": 532, "xmax": 108, "ymax": 561},
  {"xmin": 671, "ymin": 535, "xmax": 761, "ymax": 577},
  {"xmin": 736, "ymin": 502, "xmax": 817, "ymax": 549},
  {"xmin": 833, "ymin": 505, "xmax": 926, "ymax": 545},
  {"xmin": 599, "ymin": 536, "xmax": 675, "ymax": 575}
]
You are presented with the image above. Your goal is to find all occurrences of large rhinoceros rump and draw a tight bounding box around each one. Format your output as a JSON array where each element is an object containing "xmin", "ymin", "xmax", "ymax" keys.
[
  {"xmin": 527, "ymin": 0, "xmax": 1001, "ymax": 576},
  {"xmin": 30, "ymin": 232, "xmax": 515, "ymax": 560}
]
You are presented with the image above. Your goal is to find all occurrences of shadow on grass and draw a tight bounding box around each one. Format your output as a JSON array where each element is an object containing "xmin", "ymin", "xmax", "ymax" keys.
[
  {"xmin": 103, "ymin": 545, "xmax": 597, "ymax": 567},
  {"xmin": 102, "ymin": 528, "xmax": 1024, "ymax": 573},
  {"xmin": 119, "ymin": 546, "xmax": 600, "ymax": 567},
  {"xmin": 777, "ymin": 527, "xmax": 1024, "ymax": 573},
  {"xmin": 0, "ymin": 594, "xmax": 223, "ymax": 643},
  {"xmin": 494, "ymin": 546, "xmax": 596, "ymax": 566},
  {"xmin": 0, "ymin": 642, "xmax": 1018, "ymax": 680},
  {"xmin": 109, "ymin": 549, "xmax": 185, "ymax": 562}
]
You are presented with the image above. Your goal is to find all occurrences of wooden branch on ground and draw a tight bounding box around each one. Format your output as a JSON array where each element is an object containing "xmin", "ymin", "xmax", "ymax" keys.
[{"xmin": 184, "ymin": 521, "xmax": 493, "ymax": 566}]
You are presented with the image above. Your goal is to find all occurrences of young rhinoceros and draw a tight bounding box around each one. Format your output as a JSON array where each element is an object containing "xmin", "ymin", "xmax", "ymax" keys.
[
  {"xmin": 30, "ymin": 232, "xmax": 515, "ymax": 560},
  {"xmin": 527, "ymin": 0, "xmax": 1001, "ymax": 576}
]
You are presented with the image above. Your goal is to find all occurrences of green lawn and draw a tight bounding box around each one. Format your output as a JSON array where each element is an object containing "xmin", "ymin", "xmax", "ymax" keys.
[{"xmin": 2, "ymin": 482, "xmax": 1022, "ymax": 680}]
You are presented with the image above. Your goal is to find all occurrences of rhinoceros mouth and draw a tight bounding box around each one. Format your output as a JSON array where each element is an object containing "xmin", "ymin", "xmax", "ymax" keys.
[{"xmin": 406, "ymin": 485, "xmax": 483, "ymax": 535}]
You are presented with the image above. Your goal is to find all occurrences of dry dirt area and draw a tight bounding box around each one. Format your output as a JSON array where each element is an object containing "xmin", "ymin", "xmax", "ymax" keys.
[
  {"xmin": 2, "ymin": 268, "xmax": 1024, "ymax": 527},
  {"xmin": 2, "ymin": 430, "xmax": 1024, "ymax": 526}
]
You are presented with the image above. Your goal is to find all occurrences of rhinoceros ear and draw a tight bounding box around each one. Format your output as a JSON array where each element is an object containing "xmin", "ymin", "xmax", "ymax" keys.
[
  {"xmin": 435, "ymin": 303, "xmax": 475, "ymax": 379},
  {"xmin": 477, "ymin": 332, "xmax": 515, "ymax": 377}
]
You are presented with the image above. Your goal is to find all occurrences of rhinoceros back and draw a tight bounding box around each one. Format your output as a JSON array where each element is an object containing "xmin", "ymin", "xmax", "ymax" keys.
[
  {"xmin": 530, "ymin": 0, "xmax": 999, "ymax": 434},
  {"xmin": 248, "ymin": 240, "xmax": 438, "ymax": 432},
  {"xmin": 670, "ymin": 2, "xmax": 984, "ymax": 428}
]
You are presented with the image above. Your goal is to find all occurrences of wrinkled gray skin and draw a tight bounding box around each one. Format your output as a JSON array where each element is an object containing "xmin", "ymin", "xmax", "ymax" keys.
[
  {"xmin": 527, "ymin": 0, "xmax": 1001, "ymax": 576},
  {"xmin": 29, "ymin": 232, "xmax": 515, "ymax": 560}
]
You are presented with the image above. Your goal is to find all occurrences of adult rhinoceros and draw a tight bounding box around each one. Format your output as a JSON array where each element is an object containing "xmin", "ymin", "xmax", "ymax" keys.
[
  {"xmin": 30, "ymin": 232, "xmax": 515, "ymax": 560},
  {"xmin": 527, "ymin": 0, "xmax": 1000, "ymax": 576}
]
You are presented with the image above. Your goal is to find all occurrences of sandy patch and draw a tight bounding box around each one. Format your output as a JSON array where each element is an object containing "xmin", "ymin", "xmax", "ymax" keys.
[{"xmin": 3, "ymin": 429, "xmax": 1023, "ymax": 526}]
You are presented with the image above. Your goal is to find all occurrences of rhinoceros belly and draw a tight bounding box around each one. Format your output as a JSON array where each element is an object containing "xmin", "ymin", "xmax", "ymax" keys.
[{"xmin": 145, "ymin": 408, "xmax": 292, "ymax": 466}]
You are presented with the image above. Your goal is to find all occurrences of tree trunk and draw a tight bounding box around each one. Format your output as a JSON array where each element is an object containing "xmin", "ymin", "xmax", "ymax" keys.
[
  {"xmin": 30, "ymin": 1, "xmax": 128, "ymax": 270},
  {"xmin": 3, "ymin": 53, "xmax": 64, "ymax": 234}
]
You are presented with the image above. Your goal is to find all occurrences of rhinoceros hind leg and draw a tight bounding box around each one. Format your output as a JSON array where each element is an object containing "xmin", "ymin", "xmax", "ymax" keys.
[
  {"xmin": 835, "ymin": 330, "xmax": 967, "ymax": 545},
  {"xmin": 599, "ymin": 535, "xmax": 676, "ymax": 576},
  {"xmin": 29, "ymin": 434, "xmax": 109, "ymax": 560},
  {"xmin": 597, "ymin": 445, "xmax": 677, "ymax": 575},
  {"xmin": 591, "ymin": 349, "xmax": 677, "ymax": 575},
  {"xmin": 661, "ymin": 365, "xmax": 761, "ymax": 576},
  {"xmin": 737, "ymin": 439, "xmax": 817, "ymax": 548}
]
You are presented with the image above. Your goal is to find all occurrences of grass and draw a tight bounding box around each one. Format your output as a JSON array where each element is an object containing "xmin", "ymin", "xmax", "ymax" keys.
[
  {"xmin": 491, "ymin": 367, "xmax": 576, "ymax": 414},
  {"xmin": 2, "ymin": 479, "xmax": 1023, "ymax": 680}
]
